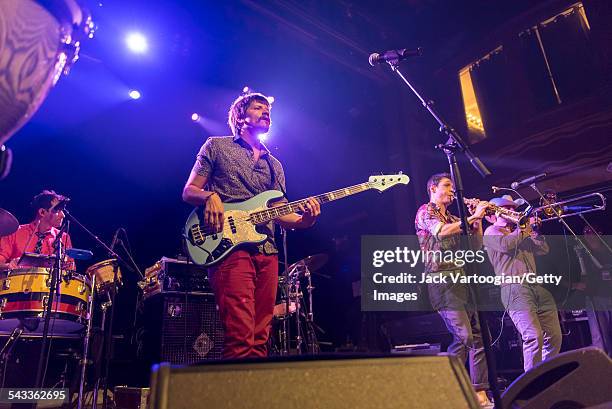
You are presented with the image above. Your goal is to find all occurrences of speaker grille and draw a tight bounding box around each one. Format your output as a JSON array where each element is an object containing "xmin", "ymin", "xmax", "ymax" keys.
[
  {"xmin": 142, "ymin": 293, "xmax": 223, "ymax": 364},
  {"xmin": 149, "ymin": 355, "xmax": 480, "ymax": 409}
]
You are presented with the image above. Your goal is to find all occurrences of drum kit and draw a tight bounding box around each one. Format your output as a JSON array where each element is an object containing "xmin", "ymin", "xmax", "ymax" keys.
[
  {"xmin": 0, "ymin": 207, "xmax": 124, "ymax": 409},
  {"xmin": 272, "ymin": 253, "xmax": 329, "ymax": 355}
]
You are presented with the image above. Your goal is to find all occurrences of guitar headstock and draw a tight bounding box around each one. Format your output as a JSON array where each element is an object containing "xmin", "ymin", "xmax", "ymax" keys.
[{"xmin": 368, "ymin": 173, "xmax": 410, "ymax": 192}]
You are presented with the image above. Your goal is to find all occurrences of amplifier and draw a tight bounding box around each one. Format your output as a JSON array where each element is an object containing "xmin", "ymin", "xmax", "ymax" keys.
[
  {"xmin": 114, "ymin": 386, "xmax": 150, "ymax": 409},
  {"xmin": 140, "ymin": 257, "xmax": 211, "ymax": 299},
  {"xmin": 138, "ymin": 292, "xmax": 224, "ymax": 365}
]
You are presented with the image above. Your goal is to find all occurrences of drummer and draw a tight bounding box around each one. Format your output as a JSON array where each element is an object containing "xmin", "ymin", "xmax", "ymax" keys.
[{"xmin": 0, "ymin": 190, "xmax": 75, "ymax": 270}]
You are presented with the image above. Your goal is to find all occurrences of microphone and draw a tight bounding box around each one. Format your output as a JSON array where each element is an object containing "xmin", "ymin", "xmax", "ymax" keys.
[
  {"xmin": 110, "ymin": 228, "xmax": 121, "ymax": 251},
  {"xmin": 51, "ymin": 196, "xmax": 71, "ymax": 211},
  {"xmin": 510, "ymin": 173, "xmax": 547, "ymax": 190},
  {"xmin": 368, "ymin": 47, "xmax": 423, "ymax": 66},
  {"xmin": 491, "ymin": 186, "xmax": 500, "ymax": 193}
]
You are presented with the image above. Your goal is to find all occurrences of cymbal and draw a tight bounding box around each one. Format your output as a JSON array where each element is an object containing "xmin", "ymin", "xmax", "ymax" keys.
[
  {"xmin": 285, "ymin": 253, "xmax": 329, "ymax": 274},
  {"xmin": 0, "ymin": 208, "xmax": 18, "ymax": 236}
]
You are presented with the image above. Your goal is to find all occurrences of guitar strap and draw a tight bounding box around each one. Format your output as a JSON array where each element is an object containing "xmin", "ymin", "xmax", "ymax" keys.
[{"xmin": 264, "ymin": 155, "xmax": 288, "ymax": 200}]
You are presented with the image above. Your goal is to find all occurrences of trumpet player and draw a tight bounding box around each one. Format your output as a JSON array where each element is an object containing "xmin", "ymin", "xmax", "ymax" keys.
[
  {"xmin": 483, "ymin": 195, "xmax": 561, "ymax": 372},
  {"xmin": 415, "ymin": 173, "xmax": 493, "ymax": 407}
]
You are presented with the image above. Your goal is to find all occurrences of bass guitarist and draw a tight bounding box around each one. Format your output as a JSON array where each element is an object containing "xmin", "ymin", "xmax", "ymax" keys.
[{"xmin": 182, "ymin": 92, "xmax": 320, "ymax": 358}]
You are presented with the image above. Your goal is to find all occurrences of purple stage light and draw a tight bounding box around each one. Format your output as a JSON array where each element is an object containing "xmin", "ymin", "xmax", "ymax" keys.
[
  {"xmin": 128, "ymin": 90, "xmax": 141, "ymax": 100},
  {"xmin": 191, "ymin": 113, "xmax": 200, "ymax": 122},
  {"xmin": 125, "ymin": 32, "xmax": 148, "ymax": 54}
]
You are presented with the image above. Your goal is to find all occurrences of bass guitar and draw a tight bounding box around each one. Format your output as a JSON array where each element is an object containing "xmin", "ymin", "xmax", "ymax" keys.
[{"xmin": 184, "ymin": 173, "xmax": 409, "ymax": 266}]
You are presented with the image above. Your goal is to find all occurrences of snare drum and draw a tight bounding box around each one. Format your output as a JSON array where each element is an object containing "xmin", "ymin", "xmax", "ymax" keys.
[
  {"xmin": 0, "ymin": 267, "xmax": 91, "ymax": 336},
  {"xmin": 86, "ymin": 259, "xmax": 122, "ymax": 293}
]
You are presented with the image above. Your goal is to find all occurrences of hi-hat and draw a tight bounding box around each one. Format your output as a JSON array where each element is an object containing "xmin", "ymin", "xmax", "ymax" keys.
[{"xmin": 0, "ymin": 208, "xmax": 18, "ymax": 236}]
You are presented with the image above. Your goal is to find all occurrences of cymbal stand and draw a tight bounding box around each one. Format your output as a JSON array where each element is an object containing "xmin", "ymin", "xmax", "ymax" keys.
[
  {"xmin": 276, "ymin": 276, "xmax": 289, "ymax": 356},
  {"xmin": 279, "ymin": 227, "xmax": 290, "ymax": 356},
  {"xmin": 289, "ymin": 264, "xmax": 303, "ymax": 353},
  {"xmin": 301, "ymin": 264, "xmax": 319, "ymax": 354}
]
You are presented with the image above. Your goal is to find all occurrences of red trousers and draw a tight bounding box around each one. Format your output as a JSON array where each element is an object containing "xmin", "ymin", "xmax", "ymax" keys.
[{"xmin": 209, "ymin": 250, "xmax": 278, "ymax": 358}]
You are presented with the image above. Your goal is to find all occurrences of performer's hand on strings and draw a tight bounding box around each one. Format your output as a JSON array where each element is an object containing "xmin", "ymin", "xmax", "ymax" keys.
[{"xmin": 204, "ymin": 192, "xmax": 225, "ymax": 233}]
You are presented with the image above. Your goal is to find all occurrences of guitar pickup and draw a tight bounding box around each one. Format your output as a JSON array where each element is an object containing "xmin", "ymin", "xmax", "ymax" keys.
[
  {"xmin": 211, "ymin": 238, "xmax": 233, "ymax": 259},
  {"xmin": 189, "ymin": 225, "xmax": 206, "ymax": 245},
  {"xmin": 227, "ymin": 216, "xmax": 237, "ymax": 234}
]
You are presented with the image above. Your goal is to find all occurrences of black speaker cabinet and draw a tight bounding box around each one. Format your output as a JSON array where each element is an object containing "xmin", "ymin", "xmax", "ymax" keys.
[
  {"xmin": 502, "ymin": 347, "xmax": 612, "ymax": 409},
  {"xmin": 140, "ymin": 292, "xmax": 223, "ymax": 365},
  {"xmin": 148, "ymin": 354, "xmax": 481, "ymax": 409}
]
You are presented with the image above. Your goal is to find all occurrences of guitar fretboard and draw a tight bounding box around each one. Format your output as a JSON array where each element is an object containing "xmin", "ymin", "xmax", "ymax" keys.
[{"xmin": 249, "ymin": 182, "xmax": 373, "ymax": 225}]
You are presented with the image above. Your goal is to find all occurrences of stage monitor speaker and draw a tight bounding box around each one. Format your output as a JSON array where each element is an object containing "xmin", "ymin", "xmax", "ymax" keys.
[
  {"xmin": 139, "ymin": 292, "xmax": 223, "ymax": 365},
  {"xmin": 148, "ymin": 354, "xmax": 480, "ymax": 409},
  {"xmin": 501, "ymin": 347, "xmax": 612, "ymax": 409}
]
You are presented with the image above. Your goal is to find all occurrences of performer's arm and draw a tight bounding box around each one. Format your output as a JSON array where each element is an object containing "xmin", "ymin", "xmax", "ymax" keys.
[
  {"xmin": 182, "ymin": 140, "xmax": 224, "ymax": 233},
  {"xmin": 63, "ymin": 233, "xmax": 76, "ymax": 270},
  {"xmin": 182, "ymin": 172, "xmax": 217, "ymax": 206},
  {"xmin": 0, "ymin": 233, "xmax": 15, "ymax": 264},
  {"xmin": 529, "ymin": 231, "xmax": 549, "ymax": 255},
  {"xmin": 483, "ymin": 226, "xmax": 527, "ymax": 252},
  {"xmin": 437, "ymin": 202, "xmax": 487, "ymax": 238},
  {"xmin": 183, "ymin": 172, "xmax": 225, "ymax": 233}
]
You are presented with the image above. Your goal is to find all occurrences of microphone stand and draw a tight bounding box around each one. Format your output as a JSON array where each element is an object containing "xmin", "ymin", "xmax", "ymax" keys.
[
  {"xmin": 527, "ymin": 184, "xmax": 603, "ymax": 269},
  {"xmin": 384, "ymin": 59, "xmax": 502, "ymax": 408},
  {"xmin": 34, "ymin": 219, "xmax": 69, "ymax": 390},
  {"xmin": 62, "ymin": 210, "xmax": 139, "ymax": 409}
]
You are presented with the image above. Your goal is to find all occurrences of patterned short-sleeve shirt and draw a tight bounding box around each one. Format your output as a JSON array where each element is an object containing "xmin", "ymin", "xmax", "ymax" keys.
[
  {"xmin": 191, "ymin": 136, "xmax": 287, "ymax": 254},
  {"xmin": 414, "ymin": 202, "xmax": 462, "ymax": 273}
]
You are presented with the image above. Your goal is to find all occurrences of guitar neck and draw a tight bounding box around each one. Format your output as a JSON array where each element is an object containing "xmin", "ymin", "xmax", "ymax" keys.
[{"xmin": 250, "ymin": 182, "xmax": 374, "ymax": 224}]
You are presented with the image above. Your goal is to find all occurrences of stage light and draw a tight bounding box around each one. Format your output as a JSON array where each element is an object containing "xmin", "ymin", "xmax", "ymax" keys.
[
  {"xmin": 242, "ymin": 86, "xmax": 250, "ymax": 94},
  {"xmin": 258, "ymin": 133, "xmax": 268, "ymax": 142},
  {"xmin": 125, "ymin": 32, "xmax": 148, "ymax": 54},
  {"xmin": 191, "ymin": 113, "xmax": 200, "ymax": 122},
  {"xmin": 267, "ymin": 96, "xmax": 275, "ymax": 103},
  {"xmin": 128, "ymin": 90, "xmax": 141, "ymax": 100}
]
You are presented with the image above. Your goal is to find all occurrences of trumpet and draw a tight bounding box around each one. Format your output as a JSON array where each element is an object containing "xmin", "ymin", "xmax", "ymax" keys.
[{"xmin": 463, "ymin": 198, "xmax": 526, "ymax": 225}]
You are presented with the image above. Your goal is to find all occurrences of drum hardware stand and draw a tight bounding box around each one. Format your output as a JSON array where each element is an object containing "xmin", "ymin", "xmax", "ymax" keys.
[
  {"xmin": 280, "ymin": 227, "xmax": 290, "ymax": 356},
  {"xmin": 289, "ymin": 266, "xmax": 303, "ymax": 353},
  {"xmin": 0, "ymin": 325, "xmax": 24, "ymax": 387},
  {"xmin": 100, "ymin": 260, "xmax": 119, "ymax": 409},
  {"xmin": 60, "ymin": 213, "xmax": 137, "ymax": 409},
  {"xmin": 380, "ymin": 57, "xmax": 502, "ymax": 408},
  {"xmin": 280, "ymin": 261, "xmax": 321, "ymax": 355},
  {"xmin": 303, "ymin": 267, "xmax": 320, "ymax": 354}
]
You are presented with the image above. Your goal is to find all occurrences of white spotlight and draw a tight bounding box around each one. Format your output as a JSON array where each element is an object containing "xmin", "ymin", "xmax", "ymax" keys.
[
  {"xmin": 267, "ymin": 96, "xmax": 275, "ymax": 103},
  {"xmin": 128, "ymin": 89, "xmax": 141, "ymax": 100},
  {"xmin": 191, "ymin": 113, "xmax": 200, "ymax": 122},
  {"xmin": 242, "ymin": 86, "xmax": 250, "ymax": 94},
  {"xmin": 125, "ymin": 32, "xmax": 148, "ymax": 54}
]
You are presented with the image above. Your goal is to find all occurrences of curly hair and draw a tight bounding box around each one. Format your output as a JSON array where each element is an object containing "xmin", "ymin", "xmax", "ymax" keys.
[{"xmin": 227, "ymin": 92, "xmax": 270, "ymax": 136}]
